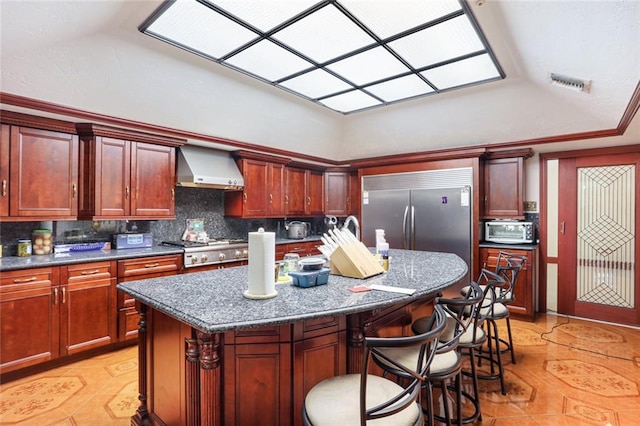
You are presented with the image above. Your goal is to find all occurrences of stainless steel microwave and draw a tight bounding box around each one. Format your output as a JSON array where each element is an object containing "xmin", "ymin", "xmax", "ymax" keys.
[{"xmin": 484, "ymin": 221, "xmax": 534, "ymax": 244}]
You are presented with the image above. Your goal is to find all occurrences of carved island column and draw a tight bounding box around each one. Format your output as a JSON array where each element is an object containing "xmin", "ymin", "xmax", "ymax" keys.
[
  {"xmin": 131, "ymin": 303, "xmax": 150, "ymax": 426},
  {"xmin": 197, "ymin": 331, "xmax": 222, "ymax": 426}
]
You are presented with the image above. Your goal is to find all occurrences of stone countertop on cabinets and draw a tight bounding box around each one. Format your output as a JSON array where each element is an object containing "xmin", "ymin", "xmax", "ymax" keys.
[
  {"xmin": 117, "ymin": 249, "xmax": 468, "ymax": 334},
  {"xmin": 0, "ymin": 246, "xmax": 184, "ymax": 272}
]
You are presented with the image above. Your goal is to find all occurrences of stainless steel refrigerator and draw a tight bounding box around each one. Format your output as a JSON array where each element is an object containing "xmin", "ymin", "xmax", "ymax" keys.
[{"xmin": 361, "ymin": 168, "xmax": 473, "ymax": 284}]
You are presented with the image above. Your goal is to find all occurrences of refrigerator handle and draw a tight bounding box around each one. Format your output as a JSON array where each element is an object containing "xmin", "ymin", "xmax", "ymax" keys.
[
  {"xmin": 411, "ymin": 205, "xmax": 416, "ymax": 249},
  {"xmin": 402, "ymin": 206, "xmax": 409, "ymax": 249}
]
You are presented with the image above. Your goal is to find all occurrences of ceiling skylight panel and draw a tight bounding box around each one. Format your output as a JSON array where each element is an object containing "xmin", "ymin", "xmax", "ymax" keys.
[
  {"xmin": 388, "ymin": 14, "xmax": 484, "ymax": 69},
  {"xmin": 272, "ymin": 4, "xmax": 376, "ymax": 63},
  {"xmin": 420, "ymin": 54, "xmax": 500, "ymax": 89},
  {"xmin": 319, "ymin": 90, "xmax": 382, "ymax": 113},
  {"xmin": 225, "ymin": 40, "xmax": 313, "ymax": 82},
  {"xmin": 206, "ymin": 0, "xmax": 318, "ymax": 32},
  {"xmin": 145, "ymin": 0, "xmax": 257, "ymax": 60},
  {"xmin": 365, "ymin": 74, "xmax": 434, "ymax": 102},
  {"xmin": 340, "ymin": 0, "xmax": 462, "ymax": 39},
  {"xmin": 326, "ymin": 46, "xmax": 410, "ymax": 86},
  {"xmin": 279, "ymin": 69, "xmax": 353, "ymax": 99}
]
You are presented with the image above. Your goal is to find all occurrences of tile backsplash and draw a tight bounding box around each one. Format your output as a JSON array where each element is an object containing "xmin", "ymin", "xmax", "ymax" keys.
[{"xmin": 0, "ymin": 187, "xmax": 323, "ymax": 256}]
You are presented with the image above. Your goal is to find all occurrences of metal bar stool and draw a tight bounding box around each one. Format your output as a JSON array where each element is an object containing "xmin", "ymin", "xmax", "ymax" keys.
[
  {"xmin": 375, "ymin": 282, "xmax": 486, "ymax": 425},
  {"xmin": 302, "ymin": 304, "xmax": 446, "ymax": 426}
]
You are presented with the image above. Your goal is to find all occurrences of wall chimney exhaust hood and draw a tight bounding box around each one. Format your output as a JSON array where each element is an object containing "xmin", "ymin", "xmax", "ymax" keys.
[{"xmin": 176, "ymin": 145, "xmax": 244, "ymax": 190}]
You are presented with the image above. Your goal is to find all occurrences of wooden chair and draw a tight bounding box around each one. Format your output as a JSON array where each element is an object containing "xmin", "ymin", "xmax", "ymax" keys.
[{"xmin": 302, "ymin": 304, "xmax": 446, "ymax": 426}]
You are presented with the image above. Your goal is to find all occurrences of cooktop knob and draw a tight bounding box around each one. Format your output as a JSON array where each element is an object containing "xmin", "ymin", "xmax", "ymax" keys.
[
  {"xmin": 235, "ymin": 250, "xmax": 241, "ymax": 259},
  {"xmin": 242, "ymin": 249, "xmax": 248, "ymax": 258},
  {"xmin": 201, "ymin": 254, "xmax": 208, "ymax": 263},
  {"xmin": 191, "ymin": 257, "xmax": 198, "ymax": 264},
  {"xmin": 219, "ymin": 253, "xmax": 226, "ymax": 261}
]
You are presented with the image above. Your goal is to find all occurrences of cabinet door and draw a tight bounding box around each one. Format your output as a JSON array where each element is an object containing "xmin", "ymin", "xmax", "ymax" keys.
[
  {"xmin": 348, "ymin": 172, "xmax": 359, "ymax": 215},
  {"xmin": 95, "ymin": 136, "xmax": 130, "ymax": 217},
  {"xmin": 292, "ymin": 331, "xmax": 346, "ymax": 426},
  {"xmin": 0, "ymin": 268, "xmax": 59, "ymax": 374},
  {"xmin": 480, "ymin": 247, "xmax": 535, "ymax": 321},
  {"xmin": 223, "ymin": 342, "xmax": 292, "ymax": 426},
  {"xmin": 306, "ymin": 169, "xmax": 324, "ymax": 216},
  {"xmin": 0, "ymin": 125, "xmax": 9, "ymax": 217},
  {"xmin": 285, "ymin": 167, "xmax": 306, "ymax": 216},
  {"xmin": 10, "ymin": 127, "xmax": 78, "ymax": 218},
  {"xmin": 60, "ymin": 262, "xmax": 117, "ymax": 355},
  {"xmin": 483, "ymin": 157, "xmax": 524, "ymax": 219},
  {"xmin": 269, "ymin": 162, "xmax": 286, "ymax": 216},
  {"xmin": 242, "ymin": 159, "xmax": 271, "ymax": 217},
  {"xmin": 131, "ymin": 142, "xmax": 176, "ymax": 218},
  {"xmin": 324, "ymin": 172, "xmax": 348, "ymax": 216}
]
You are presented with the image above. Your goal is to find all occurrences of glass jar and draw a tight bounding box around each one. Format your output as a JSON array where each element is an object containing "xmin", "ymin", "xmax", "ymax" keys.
[
  {"xmin": 283, "ymin": 253, "xmax": 300, "ymax": 275},
  {"xmin": 32, "ymin": 229, "xmax": 53, "ymax": 255},
  {"xmin": 17, "ymin": 239, "xmax": 32, "ymax": 257}
]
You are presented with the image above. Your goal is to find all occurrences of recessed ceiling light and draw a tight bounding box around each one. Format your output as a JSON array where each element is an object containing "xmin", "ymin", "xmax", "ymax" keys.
[{"xmin": 140, "ymin": 0, "xmax": 504, "ymax": 114}]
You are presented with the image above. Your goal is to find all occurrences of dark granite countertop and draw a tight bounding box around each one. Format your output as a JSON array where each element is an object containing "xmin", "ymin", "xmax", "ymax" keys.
[
  {"xmin": 0, "ymin": 246, "xmax": 184, "ymax": 271},
  {"xmin": 117, "ymin": 249, "xmax": 467, "ymax": 334},
  {"xmin": 479, "ymin": 242, "xmax": 539, "ymax": 251}
]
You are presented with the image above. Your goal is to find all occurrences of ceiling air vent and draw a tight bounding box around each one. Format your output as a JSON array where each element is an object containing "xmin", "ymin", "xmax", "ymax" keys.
[{"xmin": 549, "ymin": 72, "xmax": 591, "ymax": 93}]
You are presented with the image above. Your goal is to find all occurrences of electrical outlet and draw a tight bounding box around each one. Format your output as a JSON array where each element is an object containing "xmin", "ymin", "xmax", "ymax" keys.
[{"xmin": 523, "ymin": 201, "xmax": 537, "ymax": 212}]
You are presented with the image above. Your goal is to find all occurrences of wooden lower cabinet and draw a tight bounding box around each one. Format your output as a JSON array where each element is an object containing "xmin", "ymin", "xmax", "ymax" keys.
[
  {"xmin": 0, "ymin": 261, "xmax": 117, "ymax": 375},
  {"xmin": 133, "ymin": 298, "xmax": 439, "ymax": 425},
  {"xmin": 117, "ymin": 254, "xmax": 181, "ymax": 341},
  {"xmin": 479, "ymin": 246, "xmax": 538, "ymax": 321},
  {"xmin": 60, "ymin": 261, "xmax": 117, "ymax": 355},
  {"xmin": 276, "ymin": 241, "xmax": 323, "ymax": 260},
  {"xmin": 0, "ymin": 267, "xmax": 60, "ymax": 374}
]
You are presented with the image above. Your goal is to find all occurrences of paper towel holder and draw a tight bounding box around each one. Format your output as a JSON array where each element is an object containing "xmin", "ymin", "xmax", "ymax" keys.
[{"xmin": 244, "ymin": 227, "xmax": 278, "ymax": 300}]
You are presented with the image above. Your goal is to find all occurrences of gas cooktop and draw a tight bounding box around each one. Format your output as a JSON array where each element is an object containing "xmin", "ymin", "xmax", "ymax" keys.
[{"xmin": 161, "ymin": 239, "xmax": 247, "ymax": 248}]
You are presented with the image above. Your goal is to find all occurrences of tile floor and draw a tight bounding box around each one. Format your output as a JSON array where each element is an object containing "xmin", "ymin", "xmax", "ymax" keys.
[{"xmin": 0, "ymin": 313, "xmax": 639, "ymax": 425}]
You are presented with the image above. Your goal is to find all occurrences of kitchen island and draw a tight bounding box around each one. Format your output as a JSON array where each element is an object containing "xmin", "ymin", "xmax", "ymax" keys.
[{"xmin": 117, "ymin": 249, "xmax": 467, "ymax": 426}]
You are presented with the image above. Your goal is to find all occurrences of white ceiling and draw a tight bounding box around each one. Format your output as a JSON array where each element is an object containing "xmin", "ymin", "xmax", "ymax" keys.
[{"xmin": 1, "ymin": 0, "xmax": 639, "ymax": 162}]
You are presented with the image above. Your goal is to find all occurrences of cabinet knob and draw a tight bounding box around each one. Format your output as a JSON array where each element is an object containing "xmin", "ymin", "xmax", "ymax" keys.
[
  {"xmin": 1, "ymin": 180, "xmax": 6, "ymax": 197},
  {"xmin": 81, "ymin": 269, "xmax": 101, "ymax": 275},
  {"xmin": 171, "ymin": 188, "xmax": 175, "ymax": 201},
  {"xmin": 269, "ymin": 194, "xmax": 273, "ymax": 204},
  {"xmin": 307, "ymin": 196, "xmax": 311, "ymax": 205},
  {"xmin": 72, "ymin": 183, "xmax": 77, "ymax": 198},
  {"xmin": 54, "ymin": 288, "xmax": 59, "ymax": 305},
  {"xmin": 62, "ymin": 287, "xmax": 66, "ymax": 304},
  {"xmin": 126, "ymin": 186, "xmax": 130, "ymax": 200},
  {"xmin": 243, "ymin": 192, "xmax": 247, "ymax": 203},
  {"xmin": 144, "ymin": 263, "xmax": 160, "ymax": 268}
]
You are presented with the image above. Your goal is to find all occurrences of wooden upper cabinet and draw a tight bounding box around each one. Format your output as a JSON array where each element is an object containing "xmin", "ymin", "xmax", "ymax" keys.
[
  {"xmin": 306, "ymin": 169, "xmax": 324, "ymax": 216},
  {"xmin": 286, "ymin": 167, "xmax": 307, "ymax": 216},
  {"xmin": 76, "ymin": 123, "xmax": 184, "ymax": 220},
  {"xmin": 226, "ymin": 157, "xmax": 287, "ymax": 218},
  {"xmin": 225, "ymin": 151, "xmax": 325, "ymax": 218},
  {"xmin": 10, "ymin": 126, "xmax": 78, "ymax": 219},
  {"xmin": 0, "ymin": 125, "xmax": 9, "ymax": 218},
  {"xmin": 324, "ymin": 171, "xmax": 349, "ymax": 216},
  {"xmin": 482, "ymin": 149, "xmax": 532, "ymax": 219},
  {"xmin": 349, "ymin": 171, "xmax": 360, "ymax": 215}
]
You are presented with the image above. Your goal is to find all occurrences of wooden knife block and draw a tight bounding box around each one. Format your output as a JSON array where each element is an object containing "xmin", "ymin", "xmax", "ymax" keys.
[{"xmin": 329, "ymin": 242, "xmax": 384, "ymax": 279}]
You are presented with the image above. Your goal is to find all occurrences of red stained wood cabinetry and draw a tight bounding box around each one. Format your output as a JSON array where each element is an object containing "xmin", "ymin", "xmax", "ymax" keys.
[
  {"xmin": 0, "ymin": 111, "xmax": 79, "ymax": 221},
  {"xmin": 324, "ymin": 171, "xmax": 349, "ymax": 216},
  {"xmin": 76, "ymin": 123, "xmax": 185, "ymax": 220},
  {"xmin": 285, "ymin": 166, "xmax": 324, "ymax": 217},
  {"xmin": 482, "ymin": 149, "xmax": 532, "ymax": 219},
  {"xmin": 225, "ymin": 154, "xmax": 287, "ymax": 218},
  {"xmin": 0, "ymin": 261, "xmax": 117, "ymax": 375},
  {"xmin": 117, "ymin": 254, "xmax": 182, "ymax": 341},
  {"xmin": 276, "ymin": 241, "xmax": 322, "ymax": 261},
  {"xmin": 479, "ymin": 246, "xmax": 538, "ymax": 321}
]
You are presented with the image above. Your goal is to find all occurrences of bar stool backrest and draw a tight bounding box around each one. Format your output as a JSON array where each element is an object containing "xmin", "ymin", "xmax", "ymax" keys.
[
  {"xmin": 494, "ymin": 252, "xmax": 527, "ymax": 303},
  {"xmin": 362, "ymin": 304, "xmax": 446, "ymax": 424}
]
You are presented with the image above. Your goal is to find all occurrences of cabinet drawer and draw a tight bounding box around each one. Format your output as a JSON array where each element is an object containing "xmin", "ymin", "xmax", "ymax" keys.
[
  {"xmin": 0, "ymin": 268, "xmax": 57, "ymax": 291},
  {"xmin": 63, "ymin": 261, "xmax": 114, "ymax": 283},
  {"xmin": 293, "ymin": 315, "xmax": 346, "ymax": 340},
  {"xmin": 118, "ymin": 255, "xmax": 181, "ymax": 280}
]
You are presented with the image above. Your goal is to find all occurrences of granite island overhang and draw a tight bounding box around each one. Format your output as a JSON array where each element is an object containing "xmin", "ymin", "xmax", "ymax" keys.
[{"xmin": 117, "ymin": 249, "xmax": 467, "ymax": 426}]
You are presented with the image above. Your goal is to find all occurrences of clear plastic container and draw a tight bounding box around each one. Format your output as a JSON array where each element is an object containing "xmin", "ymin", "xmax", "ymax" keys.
[
  {"xmin": 32, "ymin": 229, "xmax": 53, "ymax": 255},
  {"xmin": 283, "ymin": 253, "xmax": 300, "ymax": 275}
]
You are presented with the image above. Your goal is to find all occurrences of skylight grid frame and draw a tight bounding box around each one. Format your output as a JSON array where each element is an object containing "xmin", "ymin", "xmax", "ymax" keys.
[{"xmin": 139, "ymin": 0, "xmax": 505, "ymax": 114}]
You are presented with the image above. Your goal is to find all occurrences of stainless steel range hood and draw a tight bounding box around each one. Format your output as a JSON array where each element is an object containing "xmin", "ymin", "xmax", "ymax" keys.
[{"xmin": 176, "ymin": 145, "xmax": 244, "ymax": 190}]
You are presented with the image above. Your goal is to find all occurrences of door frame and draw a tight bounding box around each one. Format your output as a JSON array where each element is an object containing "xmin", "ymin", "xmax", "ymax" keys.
[{"xmin": 539, "ymin": 144, "xmax": 640, "ymax": 322}]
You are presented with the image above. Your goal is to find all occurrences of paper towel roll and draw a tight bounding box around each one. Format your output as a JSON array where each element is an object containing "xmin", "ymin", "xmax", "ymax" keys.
[{"xmin": 245, "ymin": 228, "xmax": 278, "ymax": 299}]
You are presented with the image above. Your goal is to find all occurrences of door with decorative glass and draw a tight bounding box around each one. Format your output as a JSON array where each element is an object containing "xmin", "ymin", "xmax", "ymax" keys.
[{"xmin": 558, "ymin": 152, "xmax": 640, "ymax": 325}]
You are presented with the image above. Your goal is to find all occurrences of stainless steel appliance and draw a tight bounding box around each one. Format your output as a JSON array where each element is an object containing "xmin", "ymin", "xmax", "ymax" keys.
[
  {"xmin": 484, "ymin": 221, "xmax": 534, "ymax": 244},
  {"xmin": 361, "ymin": 168, "xmax": 473, "ymax": 284},
  {"xmin": 285, "ymin": 221, "xmax": 310, "ymax": 239},
  {"xmin": 161, "ymin": 239, "xmax": 248, "ymax": 269}
]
